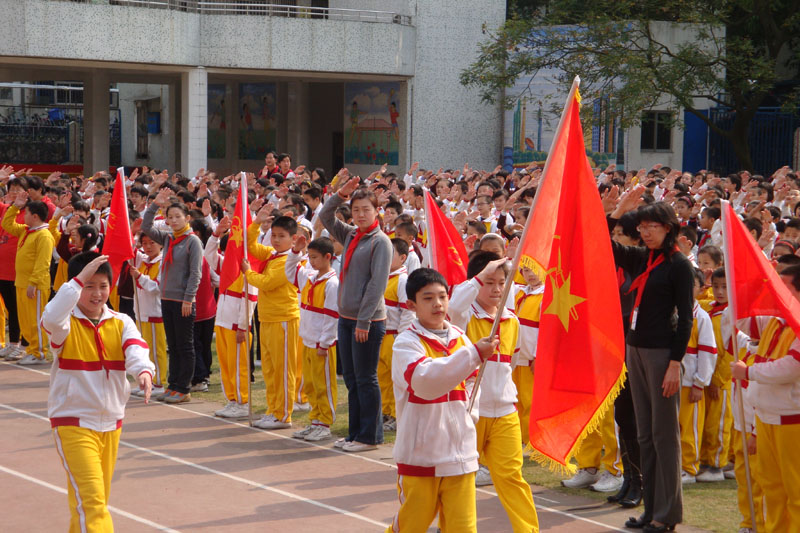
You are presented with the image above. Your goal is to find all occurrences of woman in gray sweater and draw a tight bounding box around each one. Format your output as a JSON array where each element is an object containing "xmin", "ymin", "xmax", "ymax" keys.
[
  {"xmin": 320, "ymin": 177, "xmax": 393, "ymax": 452},
  {"xmin": 142, "ymin": 188, "xmax": 203, "ymax": 404}
]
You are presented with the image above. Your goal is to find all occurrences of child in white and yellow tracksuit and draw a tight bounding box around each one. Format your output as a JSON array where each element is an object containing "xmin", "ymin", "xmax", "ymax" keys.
[
  {"xmin": 205, "ymin": 233, "xmax": 257, "ymax": 418},
  {"xmin": 513, "ymin": 269, "xmax": 544, "ymax": 446},
  {"xmin": 42, "ymin": 254, "xmax": 154, "ymax": 533},
  {"xmin": 2, "ymin": 201, "xmax": 55, "ymax": 362},
  {"xmin": 131, "ymin": 238, "xmax": 167, "ymax": 393},
  {"xmin": 285, "ymin": 238, "xmax": 339, "ymax": 441},
  {"xmin": 679, "ymin": 299, "xmax": 717, "ymax": 480},
  {"xmin": 379, "ymin": 239, "xmax": 414, "ymax": 428},
  {"xmin": 449, "ymin": 255, "xmax": 539, "ymax": 533},
  {"xmin": 736, "ymin": 315, "xmax": 800, "ymax": 532}
]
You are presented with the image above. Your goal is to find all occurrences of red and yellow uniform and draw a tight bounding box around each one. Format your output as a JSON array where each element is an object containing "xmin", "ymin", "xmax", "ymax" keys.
[
  {"xmin": 389, "ymin": 320, "xmax": 482, "ymax": 533},
  {"xmin": 513, "ymin": 283, "xmax": 543, "ymax": 445},
  {"xmin": 132, "ymin": 250, "xmax": 167, "ymax": 388},
  {"xmin": 286, "ymin": 251, "xmax": 339, "ymax": 428},
  {"xmin": 701, "ymin": 302, "xmax": 734, "ymax": 468},
  {"xmin": 246, "ymin": 223, "xmax": 300, "ymax": 423},
  {"xmin": 379, "ymin": 266, "xmax": 413, "ymax": 419},
  {"xmin": 42, "ymin": 278, "xmax": 154, "ymax": 533},
  {"xmin": 2, "ymin": 205, "xmax": 55, "ymax": 359}
]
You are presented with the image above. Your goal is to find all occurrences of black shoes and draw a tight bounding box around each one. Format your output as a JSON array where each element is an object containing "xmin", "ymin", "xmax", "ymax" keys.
[
  {"xmin": 620, "ymin": 478, "xmax": 642, "ymax": 508},
  {"xmin": 643, "ymin": 524, "xmax": 675, "ymax": 532},
  {"xmin": 625, "ymin": 516, "xmax": 650, "ymax": 529},
  {"xmin": 608, "ymin": 476, "xmax": 630, "ymax": 503}
]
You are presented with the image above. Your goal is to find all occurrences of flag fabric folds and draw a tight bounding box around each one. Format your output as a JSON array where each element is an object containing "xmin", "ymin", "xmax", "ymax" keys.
[
  {"xmin": 721, "ymin": 200, "xmax": 800, "ymax": 337},
  {"xmin": 424, "ymin": 191, "xmax": 469, "ymax": 288},
  {"xmin": 101, "ymin": 170, "xmax": 134, "ymax": 286},
  {"xmin": 518, "ymin": 78, "xmax": 626, "ymax": 473},
  {"xmin": 219, "ymin": 174, "xmax": 252, "ymax": 293}
]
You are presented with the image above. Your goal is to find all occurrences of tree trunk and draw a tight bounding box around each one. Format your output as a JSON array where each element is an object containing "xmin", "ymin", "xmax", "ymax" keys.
[{"xmin": 729, "ymin": 115, "xmax": 754, "ymax": 172}]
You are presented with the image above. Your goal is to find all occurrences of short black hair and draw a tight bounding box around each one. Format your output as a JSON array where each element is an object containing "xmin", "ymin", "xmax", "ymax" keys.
[
  {"xmin": 636, "ymin": 202, "xmax": 680, "ymax": 250},
  {"xmin": 711, "ymin": 266, "xmax": 726, "ymax": 281},
  {"xmin": 698, "ymin": 245, "xmax": 723, "ymax": 266},
  {"xmin": 777, "ymin": 254, "xmax": 800, "ymax": 267},
  {"xmin": 25, "ymin": 200, "xmax": 49, "ymax": 222},
  {"xmin": 780, "ymin": 263, "xmax": 800, "ymax": 291},
  {"xmin": 692, "ymin": 267, "xmax": 706, "ymax": 287},
  {"xmin": 67, "ymin": 251, "xmax": 112, "ymax": 284},
  {"xmin": 302, "ymin": 186, "xmax": 323, "ymax": 201},
  {"xmin": 395, "ymin": 221, "xmax": 417, "ymax": 238},
  {"xmin": 307, "ymin": 236, "xmax": 334, "ymax": 257},
  {"xmin": 406, "ymin": 268, "xmax": 448, "ymax": 302},
  {"xmin": 467, "ymin": 251, "xmax": 507, "ymax": 280},
  {"xmin": 743, "ymin": 217, "xmax": 763, "ymax": 240},
  {"xmin": 271, "ymin": 215, "xmax": 298, "ymax": 235},
  {"xmin": 385, "ymin": 201, "xmax": 403, "ymax": 214},
  {"xmin": 166, "ymin": 202, "xmax": 189, "ymax": 217},
  {"xmin": 616, "ymin": 211, "xmax": 641, "ymax": 241},
  {"xmin": 679, "ymin": 225, "xmax": 698, "ymax": 246},
  {"xmin": 391, "ymin": 238, "xmax": 409, "ymax": 258},
  {"xmin": 26, "ymin": 175, "xmax": 44, "ymax": 192},
  {"xmin": 702, "ymin": 206, "xmax": 721, "ymax": 220}
]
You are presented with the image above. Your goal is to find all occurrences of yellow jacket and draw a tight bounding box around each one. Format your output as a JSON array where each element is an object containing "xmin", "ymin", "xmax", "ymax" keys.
[
  {"xmin": 246, "ymin": 222, "xmax": 299, "ymax": 322},
  {"xmin": 2, "ymin": 205, "xmax": 55, "ymax": 290}
]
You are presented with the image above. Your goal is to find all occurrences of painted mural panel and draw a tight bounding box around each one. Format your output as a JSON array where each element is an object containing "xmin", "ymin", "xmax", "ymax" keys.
[
  {"xmin": 208, "ymin": 84, "xmax": 227, "ymax": 159},
  {"xmin": 343, "ymin": 82, "xmax": 400, "ymax": 166},
  {"xmin": 239, "ymin": 83, "xmax": 277, "ymax": 160}
]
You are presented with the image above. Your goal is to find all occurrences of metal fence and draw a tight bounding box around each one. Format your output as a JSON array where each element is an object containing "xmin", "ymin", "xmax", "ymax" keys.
[
  {"xmin": 51, "ymin": 0, "xmax": 413, "ymax": 25},
  {"xmin": 708, "ymin": 107, "xmax": 800, "ymax": 175}
]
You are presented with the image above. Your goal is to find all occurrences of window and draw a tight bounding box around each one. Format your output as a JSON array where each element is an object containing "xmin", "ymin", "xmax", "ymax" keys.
[{"xmin": 640, "ymin": 111, "xmax": 672, "ymax": 151}]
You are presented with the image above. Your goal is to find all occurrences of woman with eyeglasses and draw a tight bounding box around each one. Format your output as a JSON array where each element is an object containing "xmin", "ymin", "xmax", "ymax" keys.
[{"xmin": 608, "ymin": 187, "xmax": 694, "ymax": 533}]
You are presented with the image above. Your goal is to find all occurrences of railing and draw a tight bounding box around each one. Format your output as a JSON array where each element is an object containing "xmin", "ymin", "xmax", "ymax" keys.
[{"xmin": 50, "ymin": 0, "xmax": 413, "ymax": 25}]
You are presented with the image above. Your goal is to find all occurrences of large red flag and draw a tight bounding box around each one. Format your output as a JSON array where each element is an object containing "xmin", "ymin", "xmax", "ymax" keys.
[
  {"xmin": 101, "ymin": 170, "xmax": 134, "ymax": 285},
  {"xmin": 721, "ymin": 200, "xmax": 800, "ymax": 336},
  {"xmin": 219, "ymin": 173, "xmax": 252, "ymax": 293},
  {"xmin": 424, "ymin": 191, "xmax": 469, "ymax": 288},
  {"xmin": 517, "ymin": 77, "xmax": 625, "ymax": 472}
]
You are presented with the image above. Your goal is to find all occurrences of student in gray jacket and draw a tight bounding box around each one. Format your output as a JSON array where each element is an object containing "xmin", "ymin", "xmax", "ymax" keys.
[
  {"xmin": 320, "ymin": 177, "xmax": 392, "ymax": 452},
  {"xmin": 142, "ymin": 188, "xmax": 203, "ymax": 404}
]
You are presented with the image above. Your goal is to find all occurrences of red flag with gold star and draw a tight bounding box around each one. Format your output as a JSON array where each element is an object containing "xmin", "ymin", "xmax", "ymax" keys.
[
  {"xmin": 424, "ymin": 191, "xmax": 469, "ymax": 288},
  {"xmin": 219, "ymin": 175, "xmax": 252, "ymax": 293},
  {"xmin": 517, "ymin": 77, "xmax": 625, "ymax": 473},
  {"xmin": 101, "ymin": 170, "xmax": 134, "ymax": 286}
]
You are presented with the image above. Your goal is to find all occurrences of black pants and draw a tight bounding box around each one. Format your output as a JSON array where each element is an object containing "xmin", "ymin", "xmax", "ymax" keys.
[
  {"xmin": 193, "ymin": 317, "xmax": 215, "ymax": 384},
  {"xmin": 0, "ymin": 279, "xmax": 20, "ymax": 343},
  {"xmin": 118, "ymin": 296, "xmax": 135, "ymax": 322},
  {"xmin": 162, "ymin": 300, "xmax": 196, "ymax": 394}
]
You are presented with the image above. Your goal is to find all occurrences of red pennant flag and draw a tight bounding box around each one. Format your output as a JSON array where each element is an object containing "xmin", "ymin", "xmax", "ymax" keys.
[
  {"xmin": 517, "ymin": 78, "xmax": 625, "ymax": 472},
  {"xmin": 424, "ymin": 191, "xmax": 468, "ymax": 288},
  {"xmin": 219, "ymin": 174, "xmax": 252, "ymax": 293},
  {"xmin": 721, "ymin": 200, "xmax": 800, "ymax": 337},
  {"xmin": 101, "ymin": 170, "xmax": 134, "ymax": 285}
]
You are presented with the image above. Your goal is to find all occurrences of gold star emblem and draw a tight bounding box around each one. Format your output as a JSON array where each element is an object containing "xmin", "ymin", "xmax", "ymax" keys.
[
  {"xmin": 543, "ymin": 239, "xmax": 586, "ymax": 332},
  {"xmin": 229, "ymin": 219, "xmax": 243, "ymax": 248}
]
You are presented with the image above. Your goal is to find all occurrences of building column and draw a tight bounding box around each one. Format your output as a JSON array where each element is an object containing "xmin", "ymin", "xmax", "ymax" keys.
[
  {"xmin": 286, "ymin": 81, "xmax": 309, "ymax": 165},
  {"xmin": 83, "ymin": 71, "xmax": 110, "ymax": 174},
  {"xmin": 180, "ymin": 67, "xmax": 207, "ymax": 176}
]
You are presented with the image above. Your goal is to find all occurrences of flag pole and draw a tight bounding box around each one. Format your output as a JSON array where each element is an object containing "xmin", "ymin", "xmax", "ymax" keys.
[
  {"xmin": 721, "ymin": 200, "xmax": 757, "ymax": 532},
  {"xmin": 468, "ymin": 76, "xmax": 581, "ymax": 412},
  {"xmin": 241, "ymin": 171, "xmax": 254, "ymax": 427}
]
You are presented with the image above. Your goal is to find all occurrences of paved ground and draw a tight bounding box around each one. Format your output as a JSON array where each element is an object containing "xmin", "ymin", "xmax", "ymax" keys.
[{"xmin": 0, "ymin": 361, "xmax": 702, "ymax": 532}]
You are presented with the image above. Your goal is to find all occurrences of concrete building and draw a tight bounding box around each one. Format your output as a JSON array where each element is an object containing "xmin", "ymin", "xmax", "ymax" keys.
[{"xmin": 0, "ymin": 0, "xmax": 505, "ymax": 176}]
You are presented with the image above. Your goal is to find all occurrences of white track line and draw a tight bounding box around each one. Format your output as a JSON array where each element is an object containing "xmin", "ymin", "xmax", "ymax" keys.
[
  {"xmin": 0, "ymin": 402, "xmax": 389, "ymax": 529},
  {"xmin": 0, "ymin": 464, "xmax": 181, "ymax": 532},
  {"xmin": 3, "ymin": 362, "xmax": 625, "ymax": 532}
]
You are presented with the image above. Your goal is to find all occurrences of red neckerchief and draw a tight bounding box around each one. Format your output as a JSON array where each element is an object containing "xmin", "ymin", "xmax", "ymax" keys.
[
  {"xmin": 164, "ymin": 231, "xmax": 192, "ymax": 269},
  {"xmin": 709, "ymin": 301, "xmax": 728, "ymax": 316},
  {"xmin": 626, "ymin": 248, "xmax": 674, "ymax": 310},
  {"xmin": 19, "ymin": 224, "xmax": 47, "ymax": 248},
  {"xmin": 76, "ymin": 316, "xmax": 112, "ymax": 378},
  {"xmin": 342, "ymin": 219, "xmax": 379, "ymax": 281}
]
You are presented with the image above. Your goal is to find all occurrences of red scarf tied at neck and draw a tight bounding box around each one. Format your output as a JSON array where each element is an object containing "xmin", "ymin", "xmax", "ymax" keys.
[
  {"xmin": 342, "ymin": 219, "xmax": 379, "ymax": 281},
  {"xmin": 626, "ymin": 247, "xmax": 677, "ymax": 311},
  {"xmin": 164, "ymin": 226, "xmax": 193, "ymax": 268}
]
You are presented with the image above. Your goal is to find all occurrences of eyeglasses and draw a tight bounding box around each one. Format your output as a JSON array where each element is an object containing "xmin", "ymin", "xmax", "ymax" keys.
[{"xmin": 636, "ymin": 223, "xmax": 665, "ymax": 233}]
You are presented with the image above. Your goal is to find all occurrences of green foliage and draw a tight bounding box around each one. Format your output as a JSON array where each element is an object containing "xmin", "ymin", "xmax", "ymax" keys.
[{"xmin": 467, "ymin": 0, "xmax": 800, "ymax": 169}]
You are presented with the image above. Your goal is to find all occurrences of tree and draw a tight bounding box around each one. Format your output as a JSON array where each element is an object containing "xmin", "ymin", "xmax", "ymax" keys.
[{"xmin": 462, "ymin": 0, "xmax": 800, "ymax": 171}]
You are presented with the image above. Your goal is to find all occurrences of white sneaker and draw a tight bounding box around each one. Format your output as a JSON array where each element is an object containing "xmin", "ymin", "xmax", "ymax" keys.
[
  {"xmin": 215, "ymin": 401, "xmax": 237, "ymax": 417},
  {"xmin": 227, "ymin": 403, "xmax": 250, "ymax": 418},
  {"xmin": 475, "ymin": 465, "xmax": 493, "ymax": 486},
  {"xmin": 333, "ymin": 438, "xmax": 348, "ymax": 449},
  {"xmin": 342, "ymin": 441, "xmax": 377, "ymax": 453},
  {"xmin": 681, "ymin": 471, "xmax": 696, "ymax": 484},
  {"xmin": 132, "ymin": 389, "xmax": 145, "ymax": 397},
  {"xmin": 590, "ymin": 470, "xmax": 624, "ymax": 492},
  {"xmin": 292, "ymin": 425, "xmax": 316, "ymax": 439},
  {"xmin": 305, "ymin": 426, "xmax": 332, "ymax": 442},
  {"xmin": 5, "ymin": 346, "xmax": 23, "ymax": 361},
  {"xmin": 0, "ymin": 344, "xmax": 11, "ymax": 357},
  {"xmin": 383, "ymin": 416, "xmax": 397, "ymax": 432},
  {"xmin": 293, "ymin": 402, "xmax": 311, "ymax": 413},
  {"xmin": 253, "ymin": 415, "xmax": 291, "ymax": 430},
  {"xmin": 562, "ymin": 468, "xmax": 601, "ymax": 488},
  {"xmin": 697, "ymin": 467, "xmax": 725, "ymax": 482},
  {"xmin": 724, "ymin": 469, "xmax": 736, "ymax": 480},
  {"xmin": 191, "ymin": 381, "xmax": 209, "ymax": 392},
  {"xmin": 18, "ymin": 353, "xmax": 48, "ymax": 365},
  {"xmin": 151, "ymin": 386, "xmax": 165, "ymax": 396},
  {"xmin": 252, "ymin": 414, "xmax": 277, "ymax": 428}
]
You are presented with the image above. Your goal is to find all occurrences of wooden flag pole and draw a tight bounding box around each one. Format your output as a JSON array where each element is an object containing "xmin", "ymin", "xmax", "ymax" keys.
[
  {"xmin": 721, "ymin": 200, "xmax": 757, "ymax": 532},
  {"xmin": 467, "ymin": 76, "xmax": 581, "ymax": 413}
]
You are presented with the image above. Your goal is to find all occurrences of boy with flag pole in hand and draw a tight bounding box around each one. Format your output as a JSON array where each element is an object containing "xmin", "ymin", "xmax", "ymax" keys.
[{"xmin": 43, "ymin": 253, "xmax": 154, "ymax": 532}]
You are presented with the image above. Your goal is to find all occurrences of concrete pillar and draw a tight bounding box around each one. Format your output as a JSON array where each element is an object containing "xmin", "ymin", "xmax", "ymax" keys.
[
  {"xmin": 83, "ymin": 71, "xmax": 110, "ymax": 174},
  {"xmin": 180, "ymin": 67, "xmax": 208, "ymax": 176},
  {"xmin": 286, "ymin": 81, "xmax": 309, "ymax": 164}
]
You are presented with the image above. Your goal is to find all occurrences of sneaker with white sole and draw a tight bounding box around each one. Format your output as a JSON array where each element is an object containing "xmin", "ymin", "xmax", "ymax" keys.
[
  {"xmin": 215, "ymin": 401, "xmax": 237, "ymax": 417},
  {"xmin": 681, "ymin": 471, "xmax": 696, "ymax": 484},
  {"xmin": 383, "ymin": 416, "xmax": 397, "ymax": 432},
  {"xmin": 590, "ymin": 470, "xmax": 624, "ymax": 492},
  {"xmin": 255, "ymin": 417, "xmax": 291, "ymax": 430},
  {"xmin": 151, "ymin": 386, "xmax": 165, "ymax": 396},
  {"xmin": 293, "ymin": 402, "xmax": 311, "ymax": 413},
  {"xmin": 252, "ymin": 414, "xmax": 277, "ymax": 428},
  {"xmin": 227, "ymin": 403, "xmax": 250, "ymax": 418},
  {"xmin": 475, "ymin": 465, "xmax": 493, "ymax": 486},
  {"xmin": 132, "ymin": 389, "xmax": 145, "ymax": 397},
  {"xmin": 696, "ymin": 467, "xmax": 725, "ymax": 482},
  {"xmin": 305, "ymin": 426, "xmax": 332, "ymax": 442},
  {"xmin": 292, "ymin": 425, "xmax": 316, "ymax": 439},
  {"xmin": 0, "ymin": 345, "xmax": 12, "ymax": 357},
  {"xmin": 191, "ymin": 381, "xmax": 209, "ymax": 392},
  {"xmin": 164, "ymin": 392, "xmax": 190, "ymax": 404},
  {"xmin": 2, "ymin": 345, "xmax": 21, "ymax": 360},
  {"xmin": 724, "ymin": 469, "xmax": 736, "ymax": 480},
  {"xmin": 333, "ymin": 438, "xmax": 349, "ymax": 449},
  {"xmin": 18, "ymin": 353, "xmax": 48, "ymax": 365},
  {"xmin": 562, "ymin": 468, "xmax": 601, "ymax": 488},
  {"xmin": 342, "ymin": 441, "xmax": 377, "ymax": 453}
]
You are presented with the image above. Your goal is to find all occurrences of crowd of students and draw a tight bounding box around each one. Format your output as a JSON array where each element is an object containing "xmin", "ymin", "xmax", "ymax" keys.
[{"xmin": 2, "ymin": 155, "xmax": 799, "ymax": 532}]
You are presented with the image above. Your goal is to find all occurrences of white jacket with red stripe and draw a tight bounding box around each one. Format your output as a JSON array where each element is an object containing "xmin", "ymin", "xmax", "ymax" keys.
[
  {"xmin": 285, "ymin": 250, "xmax": 339, "ymax": 350},
  {"xmin": 392, "ymin": 320, "xmax": 481, "ymax": 477},
  {"xmin": 205, "ymin": 235, "xmax": 257, "ymax": 332},
  {"xmin": 681, "ymin": 302, "xmax": 717, "ymax": 388},
  {"xmin": 43, "ymin": 279, "xmax": 155, "ymax": 432}
]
